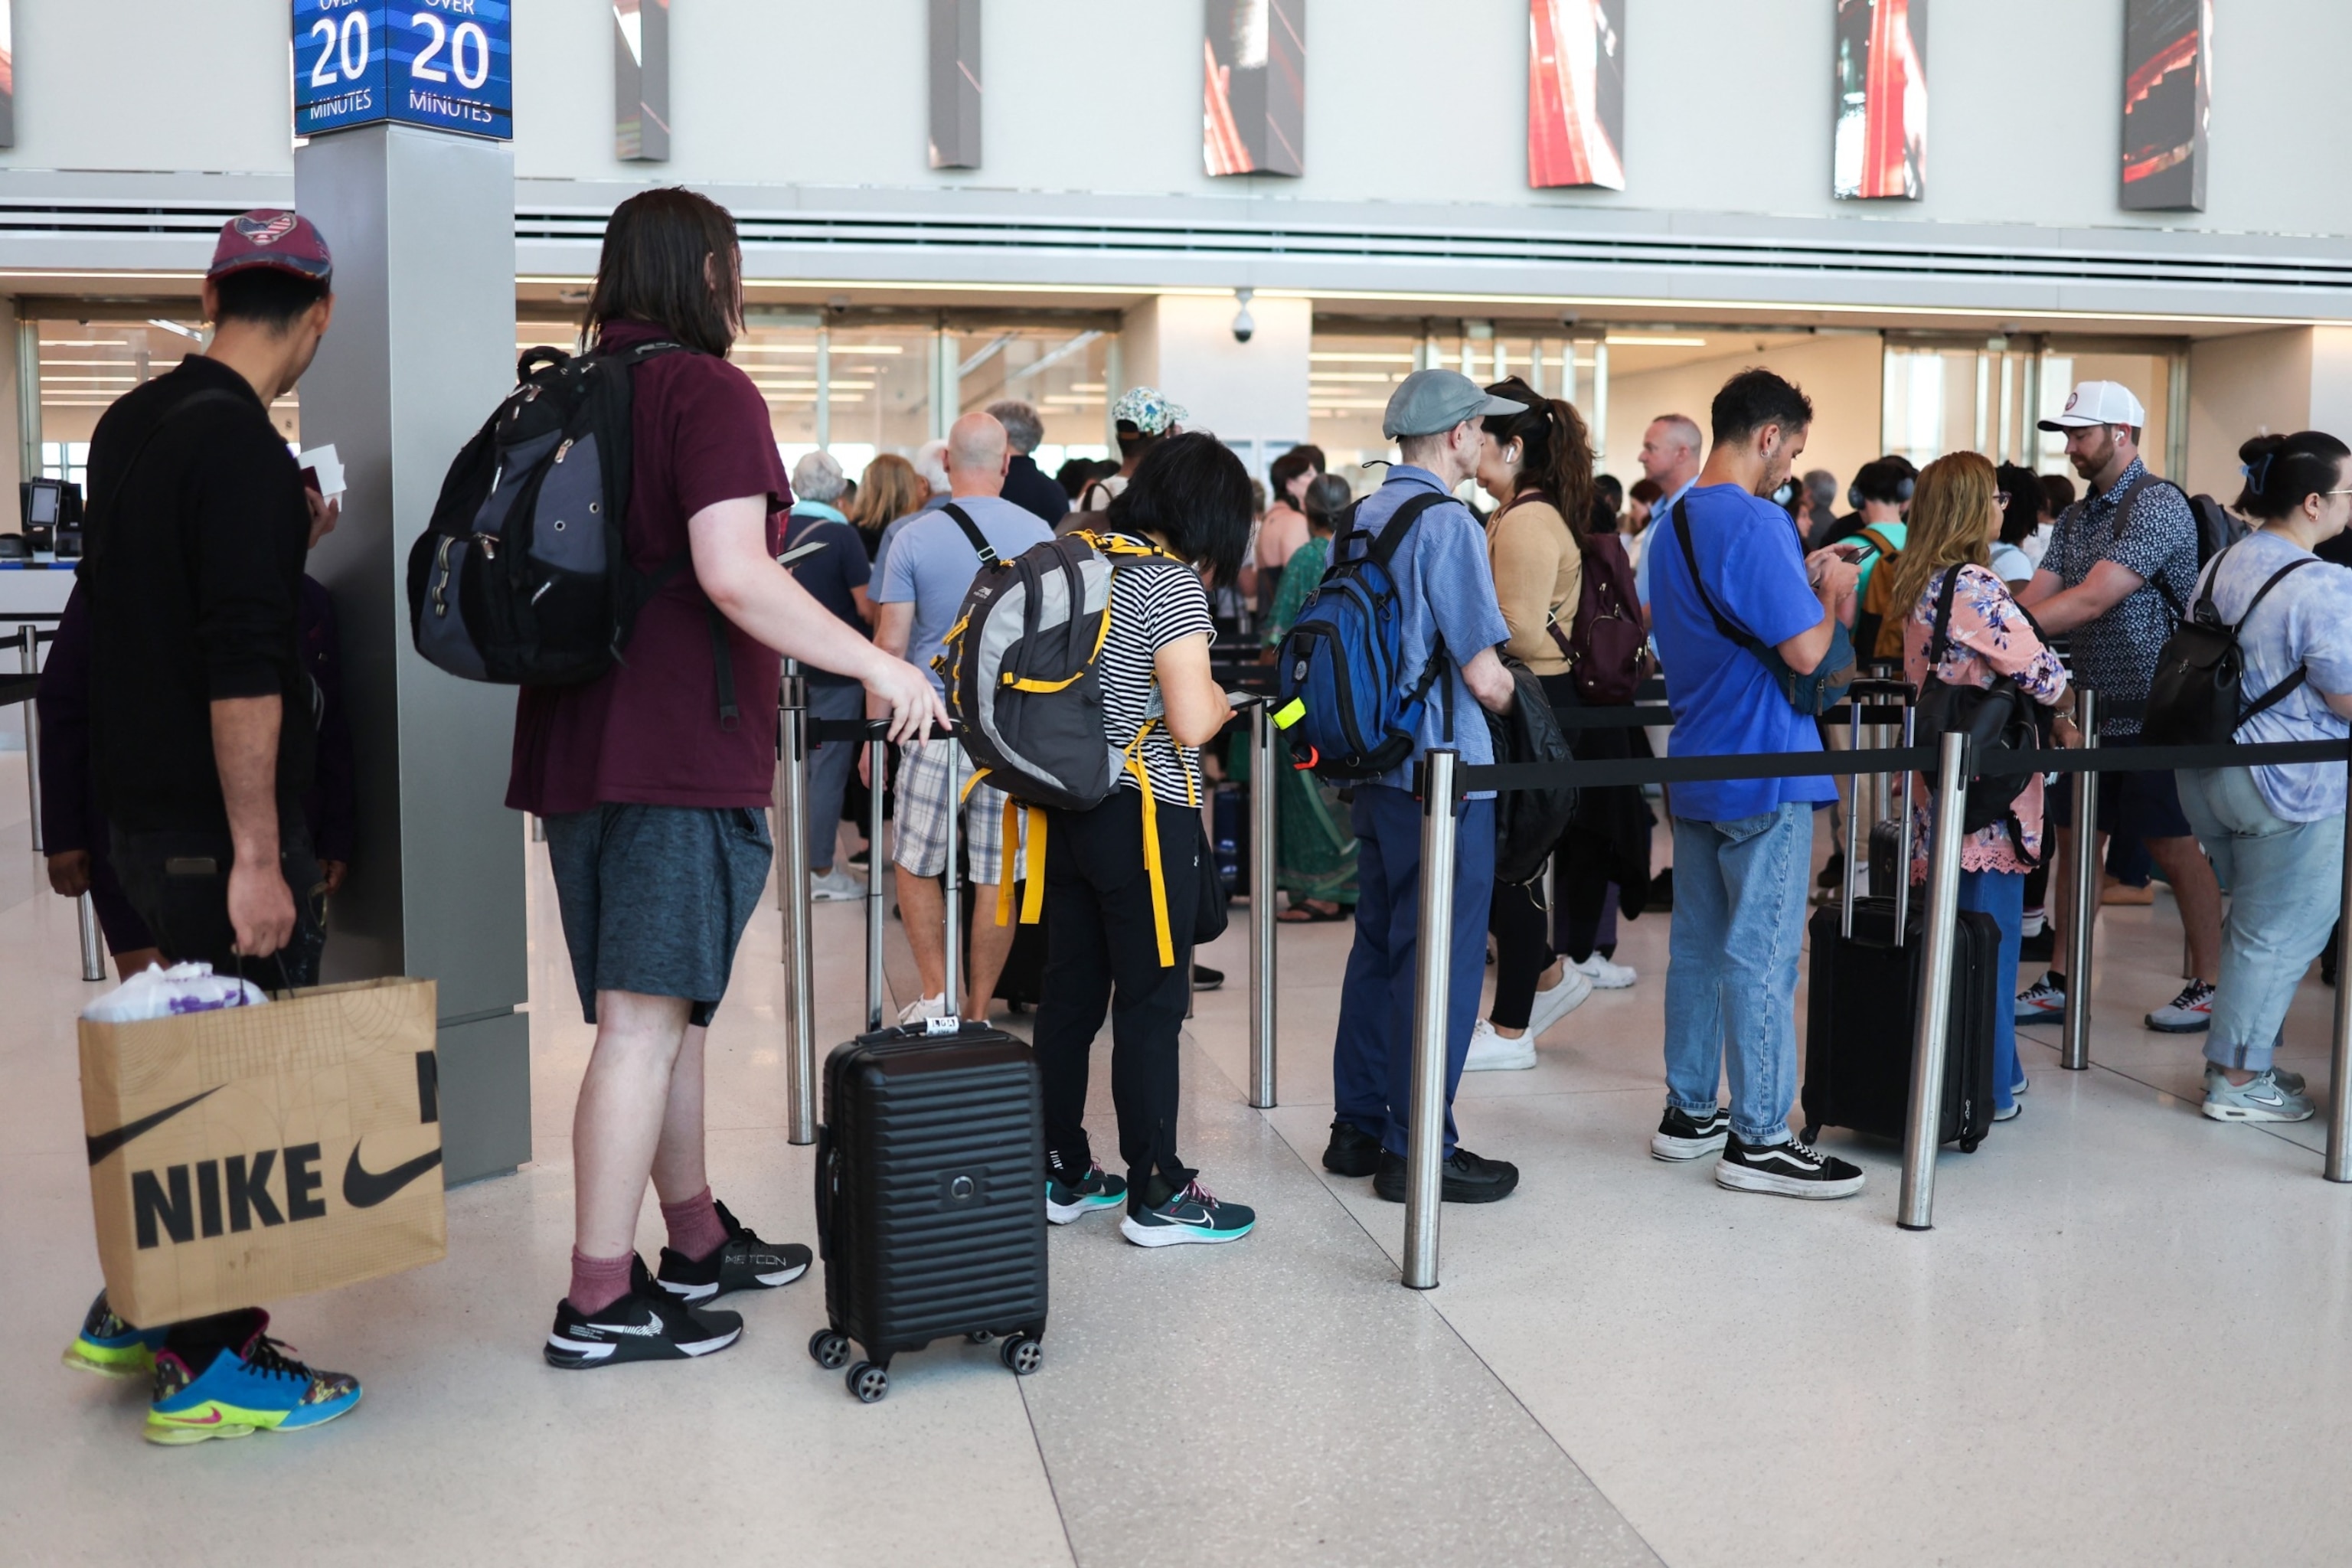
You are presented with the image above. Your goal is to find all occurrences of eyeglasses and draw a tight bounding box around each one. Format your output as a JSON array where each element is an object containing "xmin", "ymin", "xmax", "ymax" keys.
[{"xmin": 1994, "ymin": 493, "xmax": 2012, "ymax": 508}]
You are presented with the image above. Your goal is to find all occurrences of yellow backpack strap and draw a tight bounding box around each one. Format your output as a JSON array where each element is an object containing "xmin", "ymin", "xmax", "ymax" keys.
[
  {"xmin": 958, "ymin": 765, "xmax": 991, "ymax": 804},
  {"xmin": 1118, "ymin": 720, "xmax": 1177, "ymax": 968},
  {"xmin": 1021, "ymin": 808, "xmax": 1048, "ymax": 924}
]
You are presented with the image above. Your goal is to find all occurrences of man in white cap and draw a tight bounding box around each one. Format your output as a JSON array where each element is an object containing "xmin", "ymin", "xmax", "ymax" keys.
[
  {"xmin": 2014, "ymin": 381, "xmax": 2223, "ymax": 1037},
  {"xmin": 1317, "ymin": 368, "xmax": 1526, "ymax": 1205}
]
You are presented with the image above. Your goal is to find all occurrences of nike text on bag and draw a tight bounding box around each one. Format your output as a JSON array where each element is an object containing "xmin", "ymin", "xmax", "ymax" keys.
[
  {"xmin": 406, "ymin": 341, "xmax": 741, "ymax": 722},
  {"xmin": 1669, "ymin": 497, "xmax": 1856, "ymax": 717},
  {"xmin": 2143, "ymin": 542, "xmax": 2313, "ymax": 747},
  {"xmin": 1276, "ymin": 492, "xmax": 1455, "ymax": 779},
  {"xmin": 79, "ymin": 977, "xmax": 447, "ymax": 1327}
]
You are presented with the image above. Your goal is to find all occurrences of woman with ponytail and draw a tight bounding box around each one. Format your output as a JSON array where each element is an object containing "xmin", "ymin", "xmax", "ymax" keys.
[{"xmin": 2175, "ymin": 431, "xmax": 2352, "ymax": 1123}]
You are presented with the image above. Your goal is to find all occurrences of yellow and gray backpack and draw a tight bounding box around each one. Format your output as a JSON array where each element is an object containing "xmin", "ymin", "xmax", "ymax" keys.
[{"xmin": 938, "ymin": 518, "xmax": 1195, "ymax": 963}]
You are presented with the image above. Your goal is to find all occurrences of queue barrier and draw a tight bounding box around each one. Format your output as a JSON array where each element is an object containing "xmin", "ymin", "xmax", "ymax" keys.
[{"xmin": 4, "ymin": 623, "xmax": 105, "ymax": 982}]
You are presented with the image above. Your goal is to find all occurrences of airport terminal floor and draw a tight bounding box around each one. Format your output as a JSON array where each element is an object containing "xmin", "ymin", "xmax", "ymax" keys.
[{"xmin": 6, "ymin": 750, "xmax": 2352, "ymax": 1568}]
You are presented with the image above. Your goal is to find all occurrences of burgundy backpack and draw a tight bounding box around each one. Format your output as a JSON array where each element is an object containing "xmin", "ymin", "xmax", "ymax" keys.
[{"xmin": 1550, "ymin": 531, "xmax": 1645, "ymax": 705}]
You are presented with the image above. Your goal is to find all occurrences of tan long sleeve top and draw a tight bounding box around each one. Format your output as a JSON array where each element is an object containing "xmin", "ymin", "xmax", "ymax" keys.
[{"xmin": 1486, "ymin": 495, "xmax": 1580, "ymax": 677}]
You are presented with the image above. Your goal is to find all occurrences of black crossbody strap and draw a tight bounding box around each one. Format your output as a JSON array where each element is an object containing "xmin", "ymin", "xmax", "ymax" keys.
[
  {"xmin": 940, "ymin": 501, "xmax": 998, "ymax": 567},
  {"xmin": 1928, "ymin": 561, "xmax": 1966, "ymax": 666},
  {"xmin": 1669, "ymin": 497, "xmax": 1762, "ymax": 654}
]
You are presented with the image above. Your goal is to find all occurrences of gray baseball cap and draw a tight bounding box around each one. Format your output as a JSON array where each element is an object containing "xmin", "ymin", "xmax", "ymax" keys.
[{"xmin": 1383, "ymin": 368, "xmax": 1528, "ymax": 439}]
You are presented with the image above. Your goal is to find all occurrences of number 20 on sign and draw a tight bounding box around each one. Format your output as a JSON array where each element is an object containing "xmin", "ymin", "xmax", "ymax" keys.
[{"xmin": 292, "ymin": 1, "xmax": 512, "ymax": 142}]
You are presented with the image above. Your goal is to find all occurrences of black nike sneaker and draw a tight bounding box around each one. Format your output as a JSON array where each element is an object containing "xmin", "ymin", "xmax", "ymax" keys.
[
  {"xmin": 1321, "ymin": 1119, "xmax": 1383, "ymax": 1178},
  {"xmin": 655, "ymin": 1201, "xmax": 811, "ymax": 1303},
  {"xmin": 1371, "ymin": 1147, "xmax": 1520, "ymax": 1204},
  {"xmin": 547, "ymin": 1256, "xmax": 744, "ymax": 1369}
]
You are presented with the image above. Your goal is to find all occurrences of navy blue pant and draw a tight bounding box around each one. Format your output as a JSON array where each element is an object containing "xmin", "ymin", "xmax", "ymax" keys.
[{"xmin": 1332, "ymin": 785, "xmax": 1496, "ymax": 1159}]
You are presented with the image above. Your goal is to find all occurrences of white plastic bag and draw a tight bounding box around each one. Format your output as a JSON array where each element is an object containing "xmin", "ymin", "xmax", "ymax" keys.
[{"xmin": 80, "ymin": 962, "xmax": 270, "ymax": 1024}]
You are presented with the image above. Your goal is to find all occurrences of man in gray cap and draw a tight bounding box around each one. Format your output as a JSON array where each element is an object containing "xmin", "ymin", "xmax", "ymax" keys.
[{"xmin": 1319, "ymin": 368, "xmax": 1527, "ymax": 1204}]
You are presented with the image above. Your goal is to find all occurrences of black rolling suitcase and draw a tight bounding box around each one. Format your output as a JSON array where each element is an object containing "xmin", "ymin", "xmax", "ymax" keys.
[
  {"xmin": 808, "ymin": 1021, "xmax": 1048, "ymax": 1403},
  {"xmin": 1868, "ymin": 817, "xmax": 1906, "ymax": 900},
  {"xmin": 1800, "ymin": 896, "xmax": 2001, "ymax": 1152}
]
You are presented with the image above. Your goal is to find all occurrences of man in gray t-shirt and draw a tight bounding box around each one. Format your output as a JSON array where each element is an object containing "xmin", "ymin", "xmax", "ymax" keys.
[{"xmin": 2015, "ymin": 381, "xmax": 2223, "ymax": 1036}]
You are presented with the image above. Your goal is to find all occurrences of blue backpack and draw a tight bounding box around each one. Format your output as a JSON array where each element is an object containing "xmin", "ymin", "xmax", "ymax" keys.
[{"xmin": 1275, "ymin": 492, "xmax": 1453, "ymax": 779}]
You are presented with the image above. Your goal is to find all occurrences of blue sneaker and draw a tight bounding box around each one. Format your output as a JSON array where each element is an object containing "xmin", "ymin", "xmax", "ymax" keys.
[
  {"xmin": 145, "ymin": 1316, "xmax": 361, "ymax": 1446},
  {"xmin": 1119, "ymin": 1179, "xmax": 1256, "ymax": 1247},
  {"xmin": 1045, "ymin": 1161, "xmax": 1127, "ymax": 1225},
  {"xmin": 64, "ymin": 1292, "xmax": 169, "ymax": 1379}
]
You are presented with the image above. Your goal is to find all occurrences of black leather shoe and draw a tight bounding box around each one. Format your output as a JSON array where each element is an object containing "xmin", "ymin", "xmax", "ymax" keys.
[
  {"xmin": 1321, "ymin": 1119, "xmax": 1383, "ymax": 1178},
  {"xmin": 1371, "ymin": 1148, "xmax": 1520, "ymax": 1204}
]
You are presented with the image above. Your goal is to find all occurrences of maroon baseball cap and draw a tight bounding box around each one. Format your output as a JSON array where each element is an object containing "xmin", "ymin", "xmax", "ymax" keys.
[{"xmin": 207, "ymin": 210, "xmax": 334, "ymax": 283}]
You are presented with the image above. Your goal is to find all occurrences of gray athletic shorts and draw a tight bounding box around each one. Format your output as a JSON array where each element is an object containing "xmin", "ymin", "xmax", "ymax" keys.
[{"xmin": 543, "ymin": 804, "xmax": 773, "ymax": 1027}]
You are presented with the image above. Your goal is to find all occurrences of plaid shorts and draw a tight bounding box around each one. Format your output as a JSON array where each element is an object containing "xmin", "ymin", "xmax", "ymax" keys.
[{"xmin": 893, "ymin": 739, "xmax": 1024, "ymax": 884}]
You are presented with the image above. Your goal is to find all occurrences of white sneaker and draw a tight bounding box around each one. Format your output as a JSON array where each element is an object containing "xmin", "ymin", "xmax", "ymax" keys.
[
  {"xmin": 809, "ymin": 867, "xmax": 864, "ymax": 902},
  {"xmin": 897, "ymin": 993, "xmax": 952, "ymax": 1026},
  {"xmin": 1521, "ymin": 966, "xmax": 1595, "ymax": 1041},
  {"xmin": 1462, "ymin": 1019, "xmax": 1537, "ymax": 1072},
  {"xmin": 1570, "ymin": 952, "xmax": 1637, "ymax": 989}
]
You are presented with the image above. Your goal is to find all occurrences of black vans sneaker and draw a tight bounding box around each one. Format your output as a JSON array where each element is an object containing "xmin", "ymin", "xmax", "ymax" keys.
[
  {"xmin": 1651, "ymin": 1103, "xmax": 1731, "ymax": 1161},
  {"xmin": 546, "ymin": 1256, "xmax": 744, "ymax": 1369},
  {"xmin": 1371, "ymin": 1148, "xmax": 1520, "ymax": 1204},
  {"xmin": 1713, "ymin": 1135, "xmax": 1866, "ymax": 1200},
  {"xmin": 655, "ymin": 1201, "xmax": 811, "ymax": 1303},
  {"xmin": 1321, "ymin": 1119, "xmax": 1384, "ymax": 1178}
]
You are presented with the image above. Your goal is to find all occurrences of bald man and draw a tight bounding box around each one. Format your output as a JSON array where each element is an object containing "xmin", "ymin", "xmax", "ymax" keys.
[
  {"xmin": 1634, "ymin": 414, "xmax": 1704, "ymax": 629},
  {"xmin": 868, "ymin": 412, "xmax": 1056, "ymax": 1022}
]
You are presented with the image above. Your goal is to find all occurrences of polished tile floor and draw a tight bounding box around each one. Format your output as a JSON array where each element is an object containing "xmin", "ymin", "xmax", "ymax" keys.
[{"xmin": 5, "ymin": 754, "xmax": 2351, "ymax": 1566}]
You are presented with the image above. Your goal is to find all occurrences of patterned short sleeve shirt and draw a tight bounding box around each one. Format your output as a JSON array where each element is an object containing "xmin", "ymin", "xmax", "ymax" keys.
[{"xmin": 2040, "ymin": 457, "xmax": 2198, "ymax": 735}]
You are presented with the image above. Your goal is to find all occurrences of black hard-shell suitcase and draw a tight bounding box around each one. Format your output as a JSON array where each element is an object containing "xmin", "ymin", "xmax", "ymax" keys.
[
  {"xmin": 1868, "ymin": 818, "xmax": 1905, "ymax": 900},
  {"xmin": 807, "ymin": 1021, "xmax": 1048, "ymax": 1403},
  {"xmin": 1800, "ymin": 895, "xmax": 2001, "ymax": 1152}
]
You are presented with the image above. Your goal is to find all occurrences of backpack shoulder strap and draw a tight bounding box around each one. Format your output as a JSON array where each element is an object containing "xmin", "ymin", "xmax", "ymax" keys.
[
  {"xmin": 2233, "ymin": 554, "xmax": 2314, "ymax": 631},
  {"xmin": 1363, "ymin": 491, "xmax": 1449, "ymax": 570},
  {"xmin": 2118, "ymin": 473, "xmax": 2196, "ymax": 619},
  {"xmin": 2226, "ymin": 550, "xmax": 2319, "ymax": 730},
  {"xmin": 939, "ymin": 501, "xmax": 999, "ymax": 567}
]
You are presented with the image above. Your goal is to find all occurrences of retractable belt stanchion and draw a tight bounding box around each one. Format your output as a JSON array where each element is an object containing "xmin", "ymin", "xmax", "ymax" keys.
[
  {"xmin": 1248, "ymin": 697, "xmax": 1279, "ymax": 1110},
  {"xmin": 20, "ymin": 626, "xmax": 44, "ymax": 854},
  {"xmin": 77, "ymin": 892, "xmax": 105, "ymax": 982},
  {"xmin": 942, "ymin": 740, "xmax": 964, "ymax": 1017},
  {"xmin": 1402, "ymin": 749, "xmax": 1459, "ymax": 1292},
  {"xmin": 865, "ymin": 726, "xmax": 888, "ymax": 1034},
  {"xmin": 2327, "ymin": 746, "xmax": 2352, "ymax": 1183},
  {"xmin": 1898, "ymin": 730, "xmax": 1972, "ymax": 1231},
  {"xmin": 2062, "ymin": 690, "xmax": 2101, "ymax": 1072},
  {"xmin": 779, "ymin": 661, "xmax": 818, "ymax": 1146}
]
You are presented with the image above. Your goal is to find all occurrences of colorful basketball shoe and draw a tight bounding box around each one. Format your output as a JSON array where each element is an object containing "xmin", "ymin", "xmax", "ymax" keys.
[
  {"xmin": 63, "ymin": 1292, "xmax": 168, "ymax": 1379},
  {"xmin": 145, "ymin": 1315, "xmax": 363, "ymax": 1446}
]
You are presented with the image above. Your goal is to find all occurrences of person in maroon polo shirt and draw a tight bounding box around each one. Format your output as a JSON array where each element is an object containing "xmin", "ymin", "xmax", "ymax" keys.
[{"xmin": 509, "ymin": 189, "xmax": 942, "ymax": 1369}]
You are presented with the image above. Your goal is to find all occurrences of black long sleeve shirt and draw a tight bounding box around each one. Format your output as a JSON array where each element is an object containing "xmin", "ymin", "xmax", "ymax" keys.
[{"xmin": 86, "ymin": 354, "xmax": 315, "ymax": 836}]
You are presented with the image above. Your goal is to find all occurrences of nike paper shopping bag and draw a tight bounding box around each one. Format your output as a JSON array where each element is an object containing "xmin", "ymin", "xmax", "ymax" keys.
[{"xmin": 79, "ymin": 977, "xmax": 448, "ymax": 1327}]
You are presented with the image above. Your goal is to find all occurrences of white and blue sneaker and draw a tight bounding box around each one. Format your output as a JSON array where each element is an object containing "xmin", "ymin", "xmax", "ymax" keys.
[
  {"xmin": 1119, "ymin": 1179, "xmax": 1256, "ymax": 1247},
  {"xmin": 1045, "ymin": 1161, "xmax": 1127, "ymax": 1225},
  {"xmin": 2201, "ymin": 1068, "xmax": 2313, "ymax": 1123}
]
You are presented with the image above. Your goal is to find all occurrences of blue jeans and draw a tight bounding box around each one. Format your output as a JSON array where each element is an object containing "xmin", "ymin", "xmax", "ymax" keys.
[
  {"xmin": 805, "ymin": 682, "xmax": 865, "ymax": 873},
  {"xmin": 1664, "ymin": 805, "xmax": 1813, "ymax": 1145},
  {"xmin": 1332, "ymin": 785, "xmax": 1497, "ymax": 1159},
  {"xmin": 2177, "ymin": 766, "xmax": 2346, "ymax": 1073},
  {"xmin": 1957, "ymin": 868, "xmax": 2025, "ymax": 1112}
]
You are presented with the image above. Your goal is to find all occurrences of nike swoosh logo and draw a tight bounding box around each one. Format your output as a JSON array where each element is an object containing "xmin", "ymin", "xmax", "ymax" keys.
[
  {"xmin": 87, "ymin": 1089, "xmax": 220, "ymax": 1166},
  {"xmin": 341, "ymin": 1142, "xmax": 443, "ymax": 1209},
  {"xmin": 167, "ymin": 1408, "xmax": 224, "ymax": 1426}
]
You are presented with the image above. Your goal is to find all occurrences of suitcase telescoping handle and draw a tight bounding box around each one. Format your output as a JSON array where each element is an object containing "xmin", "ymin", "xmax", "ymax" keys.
[{"xmin": 1841, "ymin": 678, "xmax": 1918, "ymax": 945}]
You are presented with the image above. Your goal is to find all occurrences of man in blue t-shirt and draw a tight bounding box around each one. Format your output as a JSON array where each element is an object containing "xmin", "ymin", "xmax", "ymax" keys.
[
  {"xmin": 1318, "ymin": 369, "xmax": 1526, "ymax": 1205},
  {"xmin": 1647, "ymin": 368, "xmax": 1867, "ymax": 1200}
]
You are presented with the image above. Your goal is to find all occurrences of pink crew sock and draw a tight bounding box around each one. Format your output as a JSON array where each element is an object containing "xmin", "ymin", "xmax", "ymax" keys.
[
  {"xmin": 659, "ymin": 1185, "xmax": 728, "ymax": 1263},
  {"xmin": 568, "ymin": 1250, "xmax": 635, "ymax": 1315}
]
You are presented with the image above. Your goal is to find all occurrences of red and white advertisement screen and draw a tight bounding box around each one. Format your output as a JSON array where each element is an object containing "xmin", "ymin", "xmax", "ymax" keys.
[
  {"xmin": 1528, "ymin": 0, "xmax": 1625, "ymax": 191},
  {"xmin": 1833, "ymin": 0, "xmax": 1926, "ymax": 201},
  {"xmin": 2122, "ymin": 0, "xmax": 2210, "ymax": 211}
]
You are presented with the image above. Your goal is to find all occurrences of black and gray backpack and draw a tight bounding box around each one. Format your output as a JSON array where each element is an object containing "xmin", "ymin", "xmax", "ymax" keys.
[{"xmin": 407, "ymin": 340, "xmax": 739, "ymax": 720}]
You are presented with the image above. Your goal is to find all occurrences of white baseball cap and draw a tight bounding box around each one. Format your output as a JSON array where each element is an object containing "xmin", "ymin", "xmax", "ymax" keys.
[{"xmin": 2038, "ymin": 380, "xmax": 2146, "ymax": 432}]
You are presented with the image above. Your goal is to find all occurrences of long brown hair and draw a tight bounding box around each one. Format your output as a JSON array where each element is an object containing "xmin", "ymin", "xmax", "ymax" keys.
[
  {"xmin": 585, "ymin": 187, "xmax": 743, "ymax": 358},
  {"xmin": 1886, "ymin": 450, "xmax": 1998, "ymax": 620},
  {"xmin": 1481, "ymin": 376, "xmax": 1592, "ymax": 546},
  {"xmin": 848, "ymin": 453, "xmax": 927, "ymax": 535}
]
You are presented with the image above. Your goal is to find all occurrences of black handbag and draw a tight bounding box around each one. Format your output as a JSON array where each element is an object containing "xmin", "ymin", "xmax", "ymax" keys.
[{"xmin": 1192, "ymin": 816, "xmax": 1229, "ymax": 945}]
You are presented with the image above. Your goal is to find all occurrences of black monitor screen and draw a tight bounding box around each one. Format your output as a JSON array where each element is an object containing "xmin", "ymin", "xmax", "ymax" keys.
[{"xmin": 23, "ymin": 482, "xmax": 59, "ymax": 526}]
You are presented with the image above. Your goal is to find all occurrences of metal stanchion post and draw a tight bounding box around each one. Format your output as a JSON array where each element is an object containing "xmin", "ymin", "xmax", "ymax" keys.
[
  {"xmin": 942, "ymin": 739, "xmax": 964, "ymax": 1018},
  {"xmin": 2325, "ymin": 748, "xmax": 2352, "ymax": 1183},
  {"xmin": 1898, "ymin": 730, "xmax": 1972, "ymax": 1231},
  {"xmin": 2062, "ymin": 689, "xmax": 2100, "ymax": 1072},
  {"xmin": 865, "ymin": 729, "xmax": 887, "ymax": 1034},
  {"xmin": 531, "ymin": 815, "xmax": 546, "ymax": 843},
  {"xmin": 1249, "ymin": 698, "xmax": 1278, "ymax": 1109},
  {"xmin": 1402, "ymin": 750, "xmax": 1459, "ymax": 1292},
  {"xmin": 77, "ymin": 892, "xmax": 105, "ymax": 982},
  {"xmin": 21, "ymin": 626, "xmax": 45, "ymax": 854},
  {"xmin": 1843, "ymin": 698, "xmax": 1864, "ymax": 938},
  {"xmin": 779, "ymin": 662, "xmax": 817, "ymax": 1145}
]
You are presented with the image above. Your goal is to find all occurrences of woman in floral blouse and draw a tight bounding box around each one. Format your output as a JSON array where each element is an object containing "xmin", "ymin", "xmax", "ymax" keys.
[{"xmin": 1886, "ymin": 452, "xmax": 2076, "ymax": 1122}]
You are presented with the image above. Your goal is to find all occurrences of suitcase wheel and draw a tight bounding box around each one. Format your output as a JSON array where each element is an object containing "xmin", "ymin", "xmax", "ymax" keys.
[
  {"xmin": 998, "ymin": 1334, "xmax": 1043, "ymax": 1377},
  {"xmin": 1958, "ymin": 1135, "xmax": 1981, "ymax": 1154},
  {"xmin": 846, "ymin": 1361, "xmax": 890, "ymax": 1403},
  {"xmin": 965, "ymin": 1330, "xmax": 995, "ymax": 1345},
  {"xmin": 808, "ymin": 1330, "xmax": 851, "ymax": 1370}
]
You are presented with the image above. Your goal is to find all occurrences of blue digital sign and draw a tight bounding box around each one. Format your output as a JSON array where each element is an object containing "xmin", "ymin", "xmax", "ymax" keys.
[{"xmin": 292, "ymin": 2, "xmax": 512, "ymax": 142}]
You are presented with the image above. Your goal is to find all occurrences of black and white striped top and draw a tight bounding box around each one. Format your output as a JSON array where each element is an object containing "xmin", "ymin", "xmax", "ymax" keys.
[{"xmin": 1095, "ymin": 531, "xmax": 1217, "ymax": 806}]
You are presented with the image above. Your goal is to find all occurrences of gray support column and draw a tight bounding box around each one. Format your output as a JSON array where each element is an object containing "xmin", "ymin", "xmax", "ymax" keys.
[
  {"xmin": 928, "ymin": 0, "xmax": 982, "ymax": 170},
  {"xmin": 779, "ymin": 663, "xmax": 817, "ymax": 1145},
  {"xmin": 295, "ymin": 125, "xmax": 528, "ymax": 1187}
]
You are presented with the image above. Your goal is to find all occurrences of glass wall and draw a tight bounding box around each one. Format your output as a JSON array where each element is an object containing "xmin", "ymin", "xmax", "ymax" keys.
[
  {"xmin": 1882, "ymin": 337, "xmax": 2182, "ymax": 478},
  {"xmin": 31, "ymin": 313, "xmax": 299, "ymax": 487}
]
